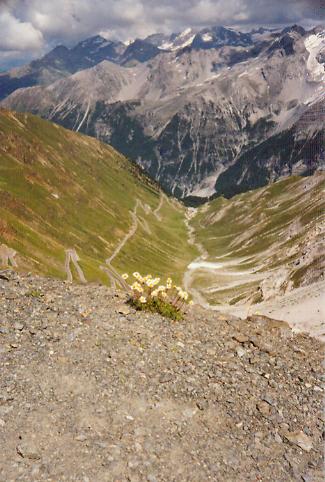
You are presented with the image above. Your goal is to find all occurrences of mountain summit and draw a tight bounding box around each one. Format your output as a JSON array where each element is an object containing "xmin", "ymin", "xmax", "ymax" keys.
[{"xmin": 1, "ymin": 25, "xmax": 324, "ymax": 198}]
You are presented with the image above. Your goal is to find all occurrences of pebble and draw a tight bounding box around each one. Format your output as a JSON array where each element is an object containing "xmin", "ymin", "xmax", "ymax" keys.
[
  {"xmin": 75, "ymin": 434, "xmax": 88, "ymax": 442},
  {"xmin": 13, "ymin": 322, "xmax": 24, "ymax": 331},
  {"xmin": 16, "ymin": 443, "xmax": 41, "ymax": 460},
  {"xmin": 159, "ymin": 373, "xmax": 173, "ymax": 383},
  {"xmin": 117, "ymin": 305, "xmax": 130, "ymax": 316},
  {"xmin": 256, "ymin": 400, "xmax": 271, "ymax": 416},
  {"xmin": 236, "ymin": 346, "xmax": 246, "ymax": 358},
  {"xmin": 284, "ymin": 430, "xmax": 313, "ymax": 452},
  {"xmin": 233, "ymin": 333, "xmax": 249, "ymax": 343}
]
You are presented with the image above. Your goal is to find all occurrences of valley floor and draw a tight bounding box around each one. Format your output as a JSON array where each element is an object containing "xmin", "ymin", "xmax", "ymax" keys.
[
  {"xmin": 183, "ymin": 174, "xmax": 325, "ymax": 342},
  {"xmin": 0, "ymin": 272, "xmax": 323, "ymax": 481}
]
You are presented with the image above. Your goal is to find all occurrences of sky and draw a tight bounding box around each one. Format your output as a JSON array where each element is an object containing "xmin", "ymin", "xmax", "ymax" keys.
[{"xmin": 0, "ymin": 0, "xmax": 324, "ymax": 70}]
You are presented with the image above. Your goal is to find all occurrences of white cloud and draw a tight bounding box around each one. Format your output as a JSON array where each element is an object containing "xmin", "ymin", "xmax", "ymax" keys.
[{"xmin": 0, "ymin": 10, "xmax": 43, "ymax": 52}]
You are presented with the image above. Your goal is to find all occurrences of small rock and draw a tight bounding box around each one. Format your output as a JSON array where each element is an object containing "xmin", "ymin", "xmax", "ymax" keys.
[
  {"xmin": 0, "ymin": 418, "xmax": 5, "ymax": 427},
  {"xmin": 313, "ymin": 386, "xmax": 322, "ymax": 392},
  {"xmin": 256, "ymin": 400, "xmax": 271, "ymax": 416},
  {"xmin": 75, "ymin": 434, "xmax": 88, "ymax": 442},
  {"xmin": 183, "ymin": 407, "xmax": 197, "ymax": 418},
  {"xmin": 206, "ymin": 347, "xmax": 216, "ymax": 355},
  {"xmin": 159, "ymin": 373, "xmax": 173, "ymax": 383},
  {"xmin": 16, "ymin": 443, "xmax": 41, "ymax": 460},
  {"xmin": 13, "ymin": 322, "xmax": 24, "ymax": 331},
  {"xmin": 147, "ymin": 475, "xmax": 158, "ymax": 482},
  {"xmin": 196, "ymin": 400, "xmax": 209, "ymax": 410},
  {"xmin": 117, "ymin": 305, "xmax": 130, "ymax": 316},
  {"xmin": 284, "ymin": 430, "xmax": 313, "ymax": 452},
  {"xmin": 233, "ymin": 333, "xmax": 249, "ymax": 343},
  {"xmin": 236, "ymin": 346, "xmax": 246, "ymax": 358},
  {"xmin": 262, "ymin": 394, "xmax": 276, "ymax": 407},
  {"xmin": 0, "ymin": 327, "xmax": 8, "ymax": 335}
]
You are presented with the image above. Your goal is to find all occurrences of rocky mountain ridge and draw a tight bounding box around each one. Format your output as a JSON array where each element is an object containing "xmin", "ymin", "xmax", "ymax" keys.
[{"xmin": 2, "ymin": 24, "xmax": 324, "ymax": 198}]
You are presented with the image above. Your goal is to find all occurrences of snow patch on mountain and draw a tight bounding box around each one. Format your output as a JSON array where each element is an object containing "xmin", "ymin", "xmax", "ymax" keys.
[
  {"xmin": 159, "ymin": 28, "xmax": 196, "ymax": 51},
  {"xmin": 202, "ymin": 33, "xmax": 213, "ymax": 42},
  {"xmin": 305, "ymin": 32, "xmax": 325, "ymax": 82}
]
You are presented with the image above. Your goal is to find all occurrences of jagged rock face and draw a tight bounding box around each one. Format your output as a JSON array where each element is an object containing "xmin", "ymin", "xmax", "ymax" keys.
[
  {"xmin": 192, "ymin": 26, "xmax": 253, "ymax": 49},
  {"xmin": 214, "ymin": 99, "xmax": 325, "ymax": 197},
  {"xmin": 1, "ymin": 26, "xmax": 324, "ymax": 197}
]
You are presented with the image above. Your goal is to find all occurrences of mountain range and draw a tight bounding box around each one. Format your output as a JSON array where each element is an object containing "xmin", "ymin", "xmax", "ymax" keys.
[{"xmin": 1, "ymin": 24, "xmax": 324, "ymax": 198}]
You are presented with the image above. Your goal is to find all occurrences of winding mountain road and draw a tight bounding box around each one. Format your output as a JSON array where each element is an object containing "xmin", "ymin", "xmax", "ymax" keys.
[
  {"xmin": 103, "ymin": 194, "xmax": 165, "ymax": 287},
  {"xmin": 183, "ymin": 207, "xmax": 325, "ymax": 340}
]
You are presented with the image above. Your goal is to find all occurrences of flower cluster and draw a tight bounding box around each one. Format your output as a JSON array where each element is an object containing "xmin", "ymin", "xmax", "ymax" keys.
[{"xmin": 121, "ymin": 272, "xmax": 193, "ymax": 320}]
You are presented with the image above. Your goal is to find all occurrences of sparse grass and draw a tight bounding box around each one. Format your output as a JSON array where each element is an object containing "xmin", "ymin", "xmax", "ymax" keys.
[
  {"xmin": 190, "ymin": 174, "xmax": 325, "ymax": 305},
  {"xmin": 0, "ymin": 110, "xmax": 198, "ymax": 283},
  {"xmin": 25, "ymin": 289, "xmax": 42, "ymax": 298}
]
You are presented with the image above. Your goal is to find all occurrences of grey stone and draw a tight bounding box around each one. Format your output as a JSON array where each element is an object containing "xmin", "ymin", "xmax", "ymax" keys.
[
  {"xmin": 16, "ymin": 443, "xmax": 41, "ymax": 460},
  {"xmin": 13, "ymin": 322, "xmax": 24, "ymax": 331},
  {"xmin": 284, "ymin": 431, "xmax": 313, "ymax": 452}
]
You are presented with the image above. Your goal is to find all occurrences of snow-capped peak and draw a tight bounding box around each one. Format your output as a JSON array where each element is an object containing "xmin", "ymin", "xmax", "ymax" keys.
[
  {"xmin": 304, "ymin": 31, "xmax": 325, "ymax": 82},
  {"xmin": 179, "ymin": 27, "xmax": 193, "ymax": 38},
  {"xmin": 159, "ymin": 28, "xmax": 196, "ymax": 51}
]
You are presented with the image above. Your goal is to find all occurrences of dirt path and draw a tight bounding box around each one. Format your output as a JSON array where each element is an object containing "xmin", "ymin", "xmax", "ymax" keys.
[
  {"xmin": 64, "ymin": 249, "xmax": 86, "ymax": 283},
  {"xmin": 106, "ymin": 210, "xmax": 138, "ymax": 265},
  {"xmin": 103, "ymin": 195, "xmax": 164, "ymax": 287}
]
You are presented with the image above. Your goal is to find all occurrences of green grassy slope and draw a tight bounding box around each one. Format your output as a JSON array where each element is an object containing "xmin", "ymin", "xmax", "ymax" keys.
[
  {"xmin": 0, "ymin": 109, "xmax": 197, "ymax": 283},
  {"xmin": 189, "ymin": 174, "xmax": 325, "ymax": 305}
]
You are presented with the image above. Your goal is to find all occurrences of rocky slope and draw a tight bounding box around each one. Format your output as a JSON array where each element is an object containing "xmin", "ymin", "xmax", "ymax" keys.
[
  {"xmin": 2, "ymin": 25, "xmax": 324, "ymax": 197},
  {"xmin": 0, "ymin": 271, "xmax": 323, "ymax": 481}
]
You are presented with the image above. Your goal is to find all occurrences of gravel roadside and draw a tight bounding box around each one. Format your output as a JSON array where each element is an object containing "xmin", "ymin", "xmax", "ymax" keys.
[{"xmin": 0, "ymin": 272, "xmax": 323, "ymax": 481}]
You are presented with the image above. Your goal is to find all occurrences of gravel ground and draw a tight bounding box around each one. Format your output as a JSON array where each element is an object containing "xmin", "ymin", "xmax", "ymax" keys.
[{"xmin": 0, "ymin": 271, "xmax": 324, "ymax": 481}]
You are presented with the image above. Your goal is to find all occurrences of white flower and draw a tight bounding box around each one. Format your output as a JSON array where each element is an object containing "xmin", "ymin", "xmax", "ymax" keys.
[
  {"xmin": 122, "ymin": 273, "xmax": 129, "ymax": 280},
  {"xmin": 131, "ymin": 282, "xmax": 143, "ymax": 292},
  {"xmin": 139, "ymin": 296, "xmax": 147, "ymax": 303},
  {"xmin": 151, "ymin": 290, "xmax": 159, "ymax": 297}
]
